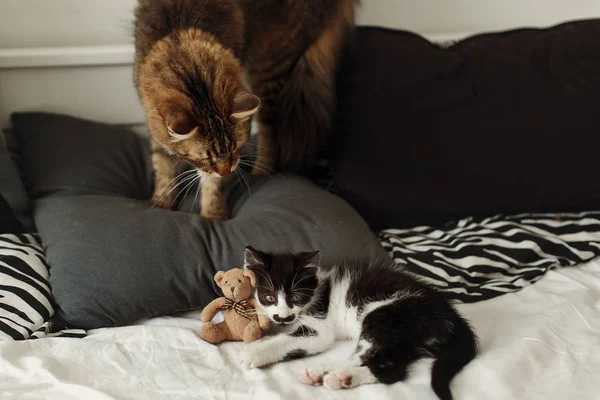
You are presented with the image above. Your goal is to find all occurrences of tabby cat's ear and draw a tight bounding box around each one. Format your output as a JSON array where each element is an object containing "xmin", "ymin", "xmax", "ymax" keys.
[
  {"xmin": 244, "ymin": 246, "xmax": 266, "ymax": 269},
  {"xmin": 230, "ymin": 91, "xmax": 260, "ymax": 121},
  {"xmin": 166, "ymin": 111, "xmax": 197, "ymax": 140}
]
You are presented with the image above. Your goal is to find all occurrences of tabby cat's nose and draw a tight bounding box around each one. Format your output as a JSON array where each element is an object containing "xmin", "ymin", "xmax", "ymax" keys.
[{"xmin": 215, "ymin": 161, "xmax": 232, "ymax": 177}]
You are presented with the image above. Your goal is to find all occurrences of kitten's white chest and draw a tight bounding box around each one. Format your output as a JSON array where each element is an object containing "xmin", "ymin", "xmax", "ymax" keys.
[{"xmin": 328, "ymin": 277, "xmax": 361, "ymax": 340}]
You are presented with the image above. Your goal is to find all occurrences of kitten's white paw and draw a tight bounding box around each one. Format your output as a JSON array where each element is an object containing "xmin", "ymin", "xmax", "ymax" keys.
[
  {"xmin": 323, "ymin": 367, "xmax": 378, "ymax": 390},
  {"xmin": 239, "ymin": 344, "xmax": 270, "ymax": 369},
  {"xmin": 299, "ymin": 365, "xmax": 331, "ymax": 386},
  {"xmin": 324, "ymin": 371, "xmax": 354, "ymax": 390}
]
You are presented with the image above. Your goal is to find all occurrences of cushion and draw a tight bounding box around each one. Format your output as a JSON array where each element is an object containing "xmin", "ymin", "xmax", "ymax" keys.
[
  {"xmin": 0, "ymin": 233, "xmax": 52, "ymax": 340},
  {"xmin": 0, "ymin": 135, "xmax": 33, "ymax": 231},
  {"xmin": 0, "ymin": 193, "xmax": 24, "ymax": 234},
  {"xmin": 378, "ymin": 211, "xmax": 600, "ymax": 303},
  {"xmin": 11, "ymin": 112, "xmax": 388, "ymax": 330},
  {"xmin": 332, "ymin": 20, "xmax": 600, "ymax": 230}
]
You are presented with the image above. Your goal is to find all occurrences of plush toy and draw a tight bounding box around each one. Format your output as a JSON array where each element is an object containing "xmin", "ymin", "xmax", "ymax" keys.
[{"xmin": 200, "ymin": 268, "xmax": 270, "ymax": 344}]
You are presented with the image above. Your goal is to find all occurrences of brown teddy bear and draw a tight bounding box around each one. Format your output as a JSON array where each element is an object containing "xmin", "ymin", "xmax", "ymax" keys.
[{"xmin": 200, "ymin": 268, "xmax": 270, "ymax": 344}]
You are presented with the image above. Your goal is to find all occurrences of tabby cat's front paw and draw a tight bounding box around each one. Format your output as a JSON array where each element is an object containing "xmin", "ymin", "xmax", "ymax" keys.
[{"xmin": 200, "ymin": 207, "xmax": 229, "ymax": 222}]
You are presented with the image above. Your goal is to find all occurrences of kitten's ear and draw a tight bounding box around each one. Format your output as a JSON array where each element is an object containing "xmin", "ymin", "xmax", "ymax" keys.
[
  {"xmin": 214, "ymin": 271, "xmax": 226, "ymax": 288},
  {"xmin": 230, "ymin": 91, "xmax": 260, "ymax": 121},
  {"xmin": 302, "ymin": 250, "xmax": 321, "ymax": 270},
  {"xmin": 243, "ymin": 269, "xmax": 257, "ymax": 288},
  {"xmin": 166, "ymin": 111, "xmax": 197, "ymax": 138},
  {"xmin": 244, "ymin": 246, "xmax": 265, "ymax": 269}
]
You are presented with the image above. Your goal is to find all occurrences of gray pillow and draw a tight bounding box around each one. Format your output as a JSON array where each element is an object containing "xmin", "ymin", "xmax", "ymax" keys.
[{"xmin": 11, "ymin": 112, "xmax": 388, "ymax": 329}]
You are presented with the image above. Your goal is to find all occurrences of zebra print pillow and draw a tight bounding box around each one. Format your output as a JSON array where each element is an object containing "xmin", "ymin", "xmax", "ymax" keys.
[
  {"xmin": 379, "ymin": 211, "xmax": 600, "ymax": 303},
  {"xmin": 0, "ymin": 233, "xmax": 53, "ymax": 340},
  {"xmin": 0, "ymin": 233, "xmax": 87, "ymax": 340}
]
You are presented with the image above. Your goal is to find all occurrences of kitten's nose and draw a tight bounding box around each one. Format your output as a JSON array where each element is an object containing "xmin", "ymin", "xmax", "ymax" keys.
[
  {"xmin": 215, "ymin": 161, "xmax": 232, "ymax": 177},
  {"xmin": 273, "ymin": 314, "xmax": 296, "ymax": 324}
]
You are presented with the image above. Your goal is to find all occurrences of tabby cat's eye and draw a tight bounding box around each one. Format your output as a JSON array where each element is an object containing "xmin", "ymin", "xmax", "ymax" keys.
[{"xmin": 167, "ymin": 126, "xmax": 196, "ymax": 141}]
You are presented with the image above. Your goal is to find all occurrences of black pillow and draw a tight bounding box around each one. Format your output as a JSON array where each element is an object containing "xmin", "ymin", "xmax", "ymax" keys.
[
  {"xmin": 12, "ymin": 112, "xmax": 388, "ymax": 330},
  {"xmin": 0, "ymin": 193, "xmax": 24, "ymax": 234},
  {"xmin": 332, "ymin": 20, "xmax": 600, "ymax": 230},
  {"xmin": 0, "ymin": 138, "xmax": 32, "ymax": 231}
]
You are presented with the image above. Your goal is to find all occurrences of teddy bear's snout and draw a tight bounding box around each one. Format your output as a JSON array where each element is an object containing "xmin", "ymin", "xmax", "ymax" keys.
[{"xmin": 228, "ymin": 284, "xmax": 247, "ymax": 300}]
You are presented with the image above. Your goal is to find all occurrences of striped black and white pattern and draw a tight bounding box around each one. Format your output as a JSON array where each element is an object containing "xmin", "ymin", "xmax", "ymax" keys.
[
  {"xmin": 0, "ymin": 234, "xmax": 86, "ymax": 340},
  {"xmin": 29, "ymin": 320, "xmax": 87, "ymax": 339},
  {"xmin": 378, "ymin": 211, "xmax": 600, "ymax": 303},
  {"xmin": 0, "ymin": 233, "xmax": 52, "ymax": 339}
]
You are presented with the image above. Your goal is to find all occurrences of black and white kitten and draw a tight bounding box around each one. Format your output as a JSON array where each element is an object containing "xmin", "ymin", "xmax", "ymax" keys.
[{"xmin": 240, "ymin": 246, "xmax": 478, "ymax": 400}]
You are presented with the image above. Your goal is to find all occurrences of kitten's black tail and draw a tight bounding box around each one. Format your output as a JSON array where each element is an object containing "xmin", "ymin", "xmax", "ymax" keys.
[{"xmin": 430, "ymin": 320, "xmax": 478, "ymax": 400}]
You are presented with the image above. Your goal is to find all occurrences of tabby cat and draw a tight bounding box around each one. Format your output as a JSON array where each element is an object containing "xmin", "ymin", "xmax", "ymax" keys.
[
  {"xmin": 241, "ymin": 247, "xmax": 478, "ymax": 400},
  {"xmin": 134, "ymin": 0, "xmax": 355, "ymax": 220}
]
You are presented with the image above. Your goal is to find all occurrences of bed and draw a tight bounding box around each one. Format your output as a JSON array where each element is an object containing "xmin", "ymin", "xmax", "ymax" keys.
[
  {"xmin": 1, "ymin": 257, "xmax": 599, "ymax": 400},
  {"xmin": 2, "ymin": 2, "xmax": 600, "ymax": 400}
]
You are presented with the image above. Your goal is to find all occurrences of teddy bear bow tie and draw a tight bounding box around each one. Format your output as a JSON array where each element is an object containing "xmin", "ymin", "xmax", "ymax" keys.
[{"xmin": 222, "ymin": 298, "xmax": 252, "ymax": 320}]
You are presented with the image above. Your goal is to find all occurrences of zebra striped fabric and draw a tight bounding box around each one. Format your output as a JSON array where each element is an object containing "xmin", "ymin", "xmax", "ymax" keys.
[
  {"xmin": 378, "ymin": 211, "xmax": 600, "ymax": 303},
  {"xmin": 0, "ymin": 234, "xmax": 86, "ymax": 340},
  {"xmin": 0, "ymin": 234, "xmax": 51, "ymax": 339}
]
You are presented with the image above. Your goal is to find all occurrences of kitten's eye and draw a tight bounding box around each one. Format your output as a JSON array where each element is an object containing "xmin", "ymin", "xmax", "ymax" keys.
[
  {"xmin": 291, "ymin": 293, "xmax": 303, "ymax": 302},
  {"xmin": 264, "ymin": 295, "xmax": 276, "ymax": 303}
]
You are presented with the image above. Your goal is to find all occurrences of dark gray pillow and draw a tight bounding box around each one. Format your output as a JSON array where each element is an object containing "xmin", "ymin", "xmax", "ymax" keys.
[
  {"xmin": 11, "ymin": 112, "xmax": 387, "ymax": 330},
  {"xmin": 0, "ymin": 137, "xmax": 33, "ymax": 231}
]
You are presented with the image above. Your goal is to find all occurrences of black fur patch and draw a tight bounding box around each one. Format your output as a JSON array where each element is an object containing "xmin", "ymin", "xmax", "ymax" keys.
[
  {"xmin": 291, "ymin": 325, "xmax": 318, "ymax": 337},
  {"xmin": 308, "ymin": 278, "xmax": 331, "ymax": 319},
  {"xmin": 283, "ymin": 349, "xmax": 308, "ymax": 362},
  {"xmin": 343, "ymin": 260, "xmax": 428, "ymax": 308}
]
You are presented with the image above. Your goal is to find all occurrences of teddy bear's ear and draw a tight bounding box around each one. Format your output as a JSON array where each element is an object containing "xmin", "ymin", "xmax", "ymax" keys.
[
  {"xmin": 243, "ymin": 269, "xmax": 257, "ymax": 288},
  {"xmin": 214, "ymin": 271, "xmax": 226, "ymax": 287}
]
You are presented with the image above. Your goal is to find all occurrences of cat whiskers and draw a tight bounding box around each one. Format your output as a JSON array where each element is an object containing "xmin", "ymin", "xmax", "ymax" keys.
[
  {"xmin": 234, "ymin": 165, "xmax": 252, "ymax": 196},
  {"xmin": 238, "ymin": 156, "xmax": 281, "ymax": 178},
  {"xmin": 248, "ymin": 309, "xmax": 269, "ymax": 317},
  {"xmin": 291, "ymin": 274, "xmax": 315, "ymax": 291},
  {"xmin": 290, "ymin": 291, "xmax": 312, "ymax": 299},
  {"xmin": 253, "ymin": 270, "xmax": 275, "ymax": 292},
  {"xmin": 149, "ymin": 169, "xmax": 197, "ymax": 210},
  {"xmin": 189, "ymin": 172, "xmax": 205, "ymax": 212}
]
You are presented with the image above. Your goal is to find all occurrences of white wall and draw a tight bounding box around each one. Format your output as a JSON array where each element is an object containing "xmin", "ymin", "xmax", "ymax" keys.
[
  {"xmin": 357, "ymin": 0, "xmax": 600, "ymax": 34},
  {"xmin": 1, "ymin": 0, "xmax": 599, "ymax": 128},
  {"xmin": 0, "ymin": 0, "xmax": 137, "ymax": 48},
  {"xmin": 1, "ymin": 0, "xmax": 599, "ymax": 49}
]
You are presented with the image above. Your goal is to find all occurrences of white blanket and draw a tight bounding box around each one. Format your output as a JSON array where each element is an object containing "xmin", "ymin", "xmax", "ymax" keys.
[{"xmin": 2, "ymin": 258, "xmax": 600, "ymax": 400}]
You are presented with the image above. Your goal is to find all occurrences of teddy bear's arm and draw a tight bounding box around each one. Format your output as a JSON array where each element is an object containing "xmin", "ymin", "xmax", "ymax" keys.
[
  {"xmin": 248, "ymin": 298, "xmax": 270, "ymax": 331},
  {"xmin": 200, "ymin": 297, "xmax": 227, "ymax": 323}
]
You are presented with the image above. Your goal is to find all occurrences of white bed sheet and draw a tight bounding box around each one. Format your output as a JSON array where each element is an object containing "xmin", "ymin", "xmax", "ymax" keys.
[{"xmin": 1, "ymin": 258, "xmax": 600, "ymax": 400}]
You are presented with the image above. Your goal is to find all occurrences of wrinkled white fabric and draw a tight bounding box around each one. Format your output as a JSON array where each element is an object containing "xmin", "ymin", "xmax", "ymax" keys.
[{"xmin": 1, "ymin": 258, "xmax": 599, "ymax": 400}]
